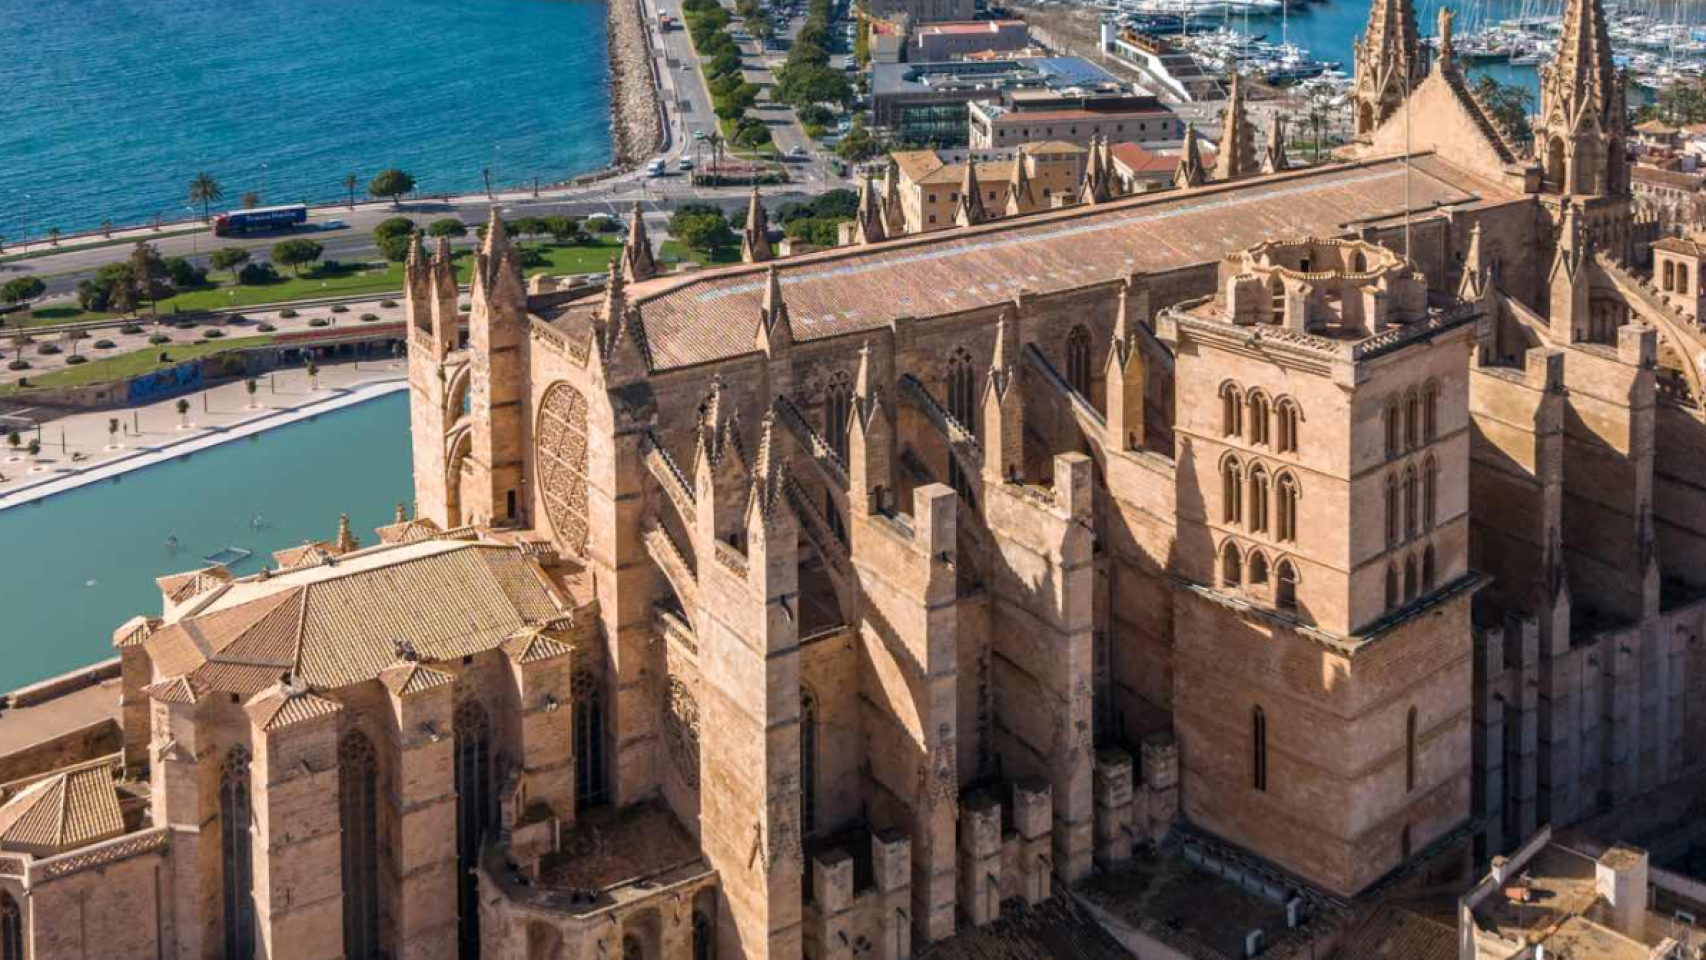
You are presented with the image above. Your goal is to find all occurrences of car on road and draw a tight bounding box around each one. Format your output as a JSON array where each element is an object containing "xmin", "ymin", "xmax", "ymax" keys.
[
  {"xmin": 694, "ymin": 130, "xmax": 708, "ymax": 141},
  {"xmin": 646, "ymin": 158, "xmax": 667, "ymax": 177},
  {"xmin": 788, "ymin": 145, "xmax": 808, "ymax": 158},
  {"xmin": 318, "ymin": 220, "xmax": 347, "ymax": 231},
  {"xmin": 678, "ymin": 157, "xmax": 695, "ymax": 171}
]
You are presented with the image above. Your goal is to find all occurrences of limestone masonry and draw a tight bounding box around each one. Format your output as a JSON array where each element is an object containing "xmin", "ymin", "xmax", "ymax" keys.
[{"xmin": 4, "ymin": 0, "xmax": 1706, "ymax": 956}]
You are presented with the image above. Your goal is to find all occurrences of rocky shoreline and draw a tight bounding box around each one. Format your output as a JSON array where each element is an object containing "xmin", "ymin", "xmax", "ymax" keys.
[{"xmin": 607, "ymin": 0, "xmax": 665, "ymax": 167}]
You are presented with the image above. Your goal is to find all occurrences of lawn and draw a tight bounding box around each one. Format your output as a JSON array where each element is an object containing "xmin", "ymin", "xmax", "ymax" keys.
[
  {"xmin": 658, "ymin": 240, "xmax": 743, "ymax": 267},
  {"xmin": 11, "ymin": 239, "xmax": 623, "ymax": 327},
  {"xmin": 1, "ymin": 336, "xmax": 275, "ymax": 393},
  {"xmin": 717, "ymin": 117, "xmax": 782, "ymax": 160}
]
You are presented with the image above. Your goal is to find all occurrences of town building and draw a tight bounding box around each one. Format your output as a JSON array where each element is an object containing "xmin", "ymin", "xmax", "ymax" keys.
[
  {"xmin": 863, "ymin": 0, "xmax": 971, "ymax": 27},
  {"xmin": 966, "ymin": 89, "xmax": 1178, "ymax": 151},
  {"xmin": 881, "ymin": 143, "xmax": 1085, "ymax": 233},
  {"xmin": 909, "ymin": 20, "xmax": 1031, "ymax": 62},
  {"xmin": 5, "ymin": 0, "xmax": 1706, "ymax": 957},
  {"xmin": 871, "ymin": 57, "xmax": 1126, "ymax": 147}
]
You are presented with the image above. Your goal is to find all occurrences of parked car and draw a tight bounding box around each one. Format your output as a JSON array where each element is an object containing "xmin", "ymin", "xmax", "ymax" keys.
[
  {"xmin": 788, "ymin": 145, "xmax": 808, "ymax": 158},
  {"xmin": 678, "ymin": 157, "xmax": 696, "ymax": 171},
  {"xmin": 646, "ymin": 158, "xmax": 667, "ymax": 177}
]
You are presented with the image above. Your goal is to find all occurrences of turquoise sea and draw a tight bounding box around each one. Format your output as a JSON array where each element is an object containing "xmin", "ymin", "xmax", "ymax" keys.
[
  {"xmin": 0, "ymin": 393, "xmax": 412, "ymax": 689},
  {"xmin": 0, "ymin": 0, "xmax": 612, "ymax": 238}
]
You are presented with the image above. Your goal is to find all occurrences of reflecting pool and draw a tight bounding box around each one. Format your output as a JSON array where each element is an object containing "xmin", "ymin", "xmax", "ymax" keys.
[{"xmin": 0, "ymin": 392, "xmax": 411, "ymax": 689}]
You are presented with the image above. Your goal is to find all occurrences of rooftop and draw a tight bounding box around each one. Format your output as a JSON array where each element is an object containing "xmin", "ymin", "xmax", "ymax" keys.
[
  {"xmin": 916, "ymin": 18, "xmax": 1026, "ymax": 35},
  {"xmin": 591, "ymin": 153, "xmax": 1512, "ymax": 372},
  {"xmin": 0, "ymin": 761, "xmax": 125, "ymax": 856}
]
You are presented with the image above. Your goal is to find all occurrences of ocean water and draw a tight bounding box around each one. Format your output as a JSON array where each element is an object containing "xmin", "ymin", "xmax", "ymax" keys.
[
  {"xmin": 0, "ymin": 0, "xmax": 612, "ymax": 238},
  {"xmin": 0, "ymin": 393, "xmax": 412, "ymax": 689}
]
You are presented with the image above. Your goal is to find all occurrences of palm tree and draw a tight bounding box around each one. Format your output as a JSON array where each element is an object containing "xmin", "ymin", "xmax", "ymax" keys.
[
  {"xmin": 47, "ymin": 228, "xmax": 60, "ymax": 246},
  {"xmin": 101, "ymin": 220, "xmax": 114, "ymax": 238},
  {"xmin": 245, "ymin": 378, "xmax": 258, "ymax": 409},
  {"xmin": 343, "ymin": 174, "xmax": 360, "ymax": 209},
  {"xmin": 306, "ymin": 360, "xmax": 320, "ymax": 391},
  {"xmin": 107, "ymin": 417, "xmax": 120, "ymax": 448},
  {"xmin": 188, "ymin": 172, "xmax": 224, "ymax": 222},
  {"xmin": 175, "ymin": 398, "xmax": 191, "ymax": 427}
]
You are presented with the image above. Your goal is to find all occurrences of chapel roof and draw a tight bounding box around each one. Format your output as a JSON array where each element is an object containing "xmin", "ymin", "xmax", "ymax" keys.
[
  {"xmin": 594, "ymin": 152, "xmax": 1516, "ymax": 372},
  {"xmin": 144, "ymin": 539, "xmax": 571, "ymax": 696},
  {"xmin": 0, "ymin": 762, "xmax": 125, "ymax": 855}
]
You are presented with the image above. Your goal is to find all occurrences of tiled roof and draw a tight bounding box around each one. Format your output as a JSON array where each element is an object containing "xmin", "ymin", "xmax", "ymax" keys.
[
  {"xmin": 929, "ymin": 895, "xmax": 1131, "ymax": 960},
  {"xmin": 111, "ymin": 615, "xmax": 159, "ymax": 649},
  {"xmin": 375, "ymin": 517, "xmax": 445, "ymax": 544},
  {"xmin": 244, "ymin": 684, "xmax": 344, "ymax": 732},
  {"xmin": 378, "ymin": 660, "xmax": 456, "ymax": 697},
  {"xmin": 155, "ymin": 566, "xmax": 232, "ymax": 604},
  {"xmin": 1335, "ymin": 902, "xmax": 1458, "ymax": 960},
  {"xmin": 613, "ymin": 153, "xmax": 1507, "ymax": 371},
  {"xmin": 272, "ymin": 542, "xmax": 336, "ymax": 570},
  {"xmin": 0, "ymin": 763, "xmax": 125, "ymax": 854},
  {"xmin": 1633, "ymin": 165, "xmax": 1705, "ymax": 190},
  {"xmin": 1654, "ymin": 235, "xmax": 1706, "ymax": 256},
  {"xmin": 144, "ymin": 540, "xmax": 568, "ymax": 697}
]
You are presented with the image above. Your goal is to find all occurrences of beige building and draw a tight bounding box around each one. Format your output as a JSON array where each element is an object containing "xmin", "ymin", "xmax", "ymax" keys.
[
  {"xmin": 967, "ymin": 90, "xmax": 1178, "ymax": 151},
  {"xmin": 6, "ymin": 0, "xmax": 1706, "ymax": 957},
  {"xmin": 884, "ymin": 143, "xmax": 1084, "ymax": 233}
]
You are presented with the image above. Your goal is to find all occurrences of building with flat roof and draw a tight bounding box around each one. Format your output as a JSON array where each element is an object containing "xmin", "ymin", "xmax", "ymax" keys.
[
  {"xmin": 911, "ymin": 20, "xmax": 1031, "ymax": 61},
  {"xmin": 866, "ymin": 0, "xmax": 972, "ymax": 26},
  {"xmin": 871, "ymin": 56, "xmax": 1127, "ymax": 146},
  {"xmin": 968, "ymin": 89, "xmax": 1177, "ymax": 150}
]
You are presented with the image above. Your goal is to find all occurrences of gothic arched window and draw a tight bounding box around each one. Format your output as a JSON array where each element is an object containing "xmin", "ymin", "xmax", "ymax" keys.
[
  {"xmin": 1222, "ymin": 541, "xmax": 1243, "ymax": 587},
  {"xmin": 340, "ymin": 731, "xmax": 381, "ymax": 960},
  {"xmin": 800, "ymin": 687, "xmax": 818, "ymax": 839},
  {"xmin": 1406, "ymin": 706, "xmax": 1419, "ymax": 793},
  {"xmin": 1384, "ymin": 397, "xmax": 1401, "ymax": 459},
  {"xmin": 824, "ymin": 372, "xmax": 852, "ymax": 465},
  {"xmin": 1222, "ymin": 383, "xmax": 1244, "ymax": 438},
  {"xmin": 1251, "ymin": 706, "xmax": 1268, "ymax": 792},
  {"xmin": 946, "ymin": 347, "xmax": 976, "ymax": 427},
  {"xmin": 1404, "ymin": 389, "xmax": 1420, "ymax": 449},
  {"xmin": 1423, "ymin": 543, "xmax": 1437, "ymax": 591},
  {"xmin": 1385, "ymin": 564, "xmax": 1399, "ymax": 610},
  {"xmin": 1066, "ymin": 325, "xmax": 1093, "ymax": 396},
  {"xmin": 1404, "ymin": 555, "xmax": 1419, "ymax": 602},
  {"xmin": 1248, "ymin": 550, "xmax": 1270, "ymax": 585},
  {"xmin": 1422, "ymin": 381, "xmax": 1439, "ymax": 442},
  {"xmin": 1276, "ymin": 473, "xmax": 1299, "ymax": 543},
  {"xmin": 1403, "ymin": 467, "xmax": 1419, "ymax": 540},
  {"xmin": 1248, "ymin": 391, "xmax": 1270, "ymax": 446},
  {"xmin": 1276, "ymin": 560, "xmax": 1298, "ymax": 611},
  {"xmin": 692, "ymin": 910, "xmax": 715, "ymax": 960},
  {"xmin": 1276, "ymin": 398, "xmax": 1299, "ymax": 453},
  {"xmin": 1424, "ymin": 458, "xmax": 1438, "ymax": 530},
  {"xmin": 2, "ymin": 892, "xmax": 22, "ymax": 960},
  {"xmin": 537, "ymin": 383, "xmax": 592, "ymax": 557},
  {"xmin": 1249, "ymin": 465, "xmax": 1270, "ymax": 533},
  {"xmin": 1222, "ymin": 457, "xmax": 1244, "ymax": 525},
  {"xmin": 1385, "ymin": 474, "xmax": 1401, "ymax": 547},
  {"xmin": 455, "ymin": 700, "xmax": 495, "ymax": 960},
  {"xmin": 574, "ymin": 672, "xmax": 609, "ymax": 810},
  {"xmin": 221, "ymin": 747, "xmax": 257, "ymax": 960}
]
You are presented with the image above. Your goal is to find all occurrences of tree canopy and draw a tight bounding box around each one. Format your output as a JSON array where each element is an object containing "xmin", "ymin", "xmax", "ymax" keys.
[
  {"xmin": 0, "ymin": 276, "xmax": 45, "ymax": 306},
  {"xmin": 271, "ymin": 239, "xmax": 325, "ymax": 276},
  {"xmin": 368, "ymin": 168, "xmax": 417, "ymax": 206}
]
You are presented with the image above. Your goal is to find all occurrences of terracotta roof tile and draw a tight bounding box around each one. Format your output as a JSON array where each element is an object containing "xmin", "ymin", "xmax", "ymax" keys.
[
  {"xmin": 0, "ymin": 763, "xmax": 125, "ymax": 854},
  {"xmin": 375, "ymin": 518, "xmax": 444, "ymax": 544},
  {"xmin": 111, "ymin": 616, "xmax": 160, "ymax": 649},
  {"xmin": 244, "ymin": 685, "xmax": 344, "ymax": 732},
  {"xmin": 617, "ymin": 153, "xmax": 1506, "ymax": 372},
  {"xmin": 378, "ymin": 661, "xmax": 455, "ymax": 697},
  {"xmin": 155, "ymin": 566, "xmax": 233, "ymax": 604}
]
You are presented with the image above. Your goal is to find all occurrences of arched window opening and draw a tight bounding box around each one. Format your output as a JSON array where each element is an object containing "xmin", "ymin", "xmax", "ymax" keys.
[
  {"xmin": 1405, "ymin": 706, "xmax": 1418, "ymax": 792},
  {"xmin": 1422, "ymin": 381, "xmax": 1439, "ymax": 442},
  {"xmin": 574, "ymin": 673, "xmax": 609, "ymax": 810},
  {"xmin": 1403, "ymin": 467, "xmax": 1418, "ymax": 540},
  {"xmin": 1276, "ymin": 399, "xmax": 1299, "ymax": 453},
  {"xmin": 1352, "ymin": 250, "xmax": 1367, "ymax": 273},
  {"xmin": 221, "ymin": 747, "xmax": 257, "ymax": 960},
  {"xmin": 1423, "ymin": 543, "xmax": 1437, "ymax": 591},
  {"xmin": 1384, "ymin": 398, "xmax": 1401, "ymax": 459},
  {"xmin": 1404, "ymin": 389, "xmax": 1420, "ymax": 449},
  {"xmin": 1222, "ymin": 542, "xmax": 1243, "ymax": 587},
  {"xmin": 1385, "ymin": 474, "xmax": 1401, "ymax": 547},
  {"xmin": 1249, "ymin": 465, "xmax": 1270, "ymax": 533},
  {"xmin": 824, "ymin": 373, "xmax": 852, "ymax": 466},
  {"xmin": 1401, "ymin": 824, "xmax": 1413, "ymax": 860},
  {"xmin": 1249, "ymin": 550, "xmax": 1270, "ymax": 585},
  {"xmin": 1682, "ymin": 262, "xmax": 1692, "ymax": 296},
  {"xmin": 1222, "ymin": 383, "xmax": 1243, "ymax": 437},
  {"xmin": 947, "ymin": 348, "xmax": 976, "ymax": 496},
  {"xmin": 1248, "ymin": 392, "xmax": 1270, "ymax": 446},
  {"xmin": 2, "ymin": 892, "xmax": 23, "ymax": 960},
  {"xmin": 1251, "ymin": 707, "xmax": 1268, "ymax": 792},
  {"xmin": 1269, "ymin": 275, "xmax": 1286, "ymax": 320},
  {"xmin": 1424, "ymin": 459, "xmax": 1438, "ymax": 530},
  {"xmin": 1277, "ymin": 474, "xmax": 1298, "ymax": 543},
  {"xmin": 1276, "ymin": 561, "xmax": 1298, "ymax": 611},
  {"xmin": 455, "ymin": 700, "xmax": 495, "ymax": 960},
  {"xmin": 801, "ymin": 688, "xmax": 818, "ymax": 839},
  {"xmin": 692, "ymin": 911, "xmax": 715, "ymax": 960},
  {"xmin": 623, "ymin": 935, "xmax": 644, "ymax": 960},
  {"xmin": 1222, "ymin": 458, "xmax": 1244, "ymax": 525},
  {"xmin": 340, "ymin": 731, "xmax": 381, "ymax": 960},
  {"xmin": 1665, "ymin": 259, "xmax": 1676, "ymax": 293},
  {"xmin": 1385, "ymin": 565, "xmax": 1399, "ymax": 610},
  {"xmin": 1404, "ymin": 555, "xmax": 1419, "ymax": 602},
  {"xmin": 1066, "ymin": 326, "xmax": 1093, "ymax": 397}
]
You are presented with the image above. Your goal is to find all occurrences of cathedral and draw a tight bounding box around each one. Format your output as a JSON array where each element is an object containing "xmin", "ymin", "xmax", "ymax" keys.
[{"xmin": 3, "ymin": 0, "xmax": 1705, "ymax": 956}]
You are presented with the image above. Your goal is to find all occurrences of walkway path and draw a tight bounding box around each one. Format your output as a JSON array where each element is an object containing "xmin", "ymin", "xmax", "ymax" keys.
[{"xmin": 0, "ymin": 359, "xmax": 407, "ymax": 510}]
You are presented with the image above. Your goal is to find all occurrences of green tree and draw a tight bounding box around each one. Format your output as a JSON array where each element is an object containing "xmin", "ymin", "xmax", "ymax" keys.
[
  {"xmin": 188, "ymin": 172, "xmax": 224, "ymax": 222},
  {"xmin": 835, "ymin": 122, "xmax": 882, "ymax": 162},
  {"xmin": 209, "ymin": 247, "xmax": 251, "ymax": 281},
  {"xmin": 542, "ymin": 215, "xmax": 582, "ymax": 242},
  {"xmin": 0, "ymin": 277, "xmax": 46, "ymax": 309},
  {"xmin": 427, "ymin": 218, "xmax": 468, "ymax": 239},
  {"xmin": 1473, "ymin": 76, "xmax": 1535, "ymax": 148},
  {"xmin": 373, "ymin": 217, "xmax": 418, "ymax": 261},
  {"xmin": 342, "ymin": 173, "xmax": 360, "ymax": 208},
  {"xmin": 368, "ymin": 168, "xmax": 417, "ymax": 207},
  {"xmin": 128, "ymin": 242, "xmax": 172, "ymax": 305},
  {"xmin": 668, "ymin": 205, "xmax": 736, "ymax": 253},
  {"xmin": 271, "ymin": 239, "xmax": 325, "ymax": 276}
]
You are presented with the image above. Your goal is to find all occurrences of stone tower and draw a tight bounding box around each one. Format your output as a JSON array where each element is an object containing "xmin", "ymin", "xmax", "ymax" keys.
[
  {"xmin": 1160, "ymin": 239, "xmax": 1478, "ymax": 897},
  {"xmin": 742, "ymin": 187, "xmax": 772, "ymax": 264},
  {"xmin": 1534, "ymin": 0, "xmax": 1630, "ymax": 252},
  {"xmin": 1214, "ymin": 73, "xmax": 1259, "ymax": 181},
  {"xmin": 465, "ymin": 209, "xmax": 530, "ymax": 527},
  {"xmin": 405, "ymin": 234, "xmax": 465, "ymax": 528},
  {"xmin": 1352, "ymin": 0, "xmax": 1425, "ymax": 137}
]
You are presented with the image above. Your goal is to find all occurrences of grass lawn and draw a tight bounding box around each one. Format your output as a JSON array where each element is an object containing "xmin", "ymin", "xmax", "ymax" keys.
[
  {"xmin": 1, "ymin": 336, "xmax": 275, "ymax": 393},
  {"xmin": 9, "ymin": 239, "xmax": 623, "ymax": 327},
  {"xmin": 658, "ymin": 240, "xmax": 742, "ymax": 267},
  {"xmin": 717, "ymin": 117, "xmax": 782, "ymax": 160}
]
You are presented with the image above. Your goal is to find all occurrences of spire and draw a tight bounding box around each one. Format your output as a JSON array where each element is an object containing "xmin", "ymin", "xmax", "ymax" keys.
[
  {"xmin": 1006, "ymin": 148, "xmax": 1036, "ymax": 216},
  {"xmin": 481, "ymin": 207, "xmax": 511, "ymax": 260},
  {"xmin": 473, "ymin": 208, "xmax": 525, "ymax": 312},
  {"xmin": 1436, "ymin": 6, "xmax": 1457, "ymax": 73},
  {"xmin": 854, "ymin": 340, "xmax": 874, "ymax": 400},
  {"xmin": 1352, "ymin": 0, "xmax": 1425, "ymax": 136},
  {"xmin": 881, "ymin": 155, "xmax": 905, "ymax": 235},
  {"xmin": 394, "ymin": 502, "xmax": 408, "ymax": 524},
  {"xmin": 1458, "ymin": 221, "xmax": 1489, "ymax": 301},
  {"xmin": 1112, "ymin": 274, "xmax": 1150, "ymax": 355},
  {"xmin": 1079, "ymin": 135, "xmax": 1112, "ymax": 205},
  {"xmin": 333, "ymin": 514, "xmax": 359, "ymax": 554},
  {"xmin": 955, "ymin": 160, "xmax": 987, "ymax": 226},
  {"xmin": 431, "ymin": 237, "xmax": 458, "ymax": 302},
  {"xmin": 855, "ymin": 171, "xmax": 888, "ymax": 244},
  {"xmin": 990, "ymin": 308, "xmax": 1017, "ymax": 379},
  {"xmin": 1536, "ymin": 0, "xmax": 1622, "ymax": 196},
  {"xmin": 623, "ymin": 201, "xmax": 657, "ymax": 281},
  {"xmin": 742, "ymin": 187, "xmax": 772, "ymax": 264},
  {"xmin": 1214, "ymin": 73, "xmax": 1259, "ymax": 181},
  {"xmin": 1262, "ymin": 112, "xmax": 1289, "ymax": 174},
  {"xmin": 1174, "ymin": 125, "xmax": 1207, "ymax": 190},
  {"xmin": 755, "ymin": 265, "xmax": 793, "ymax": 355},
  {"xmin": 600, "ymin": 256, "xmax": 626, "ymax": 324}
]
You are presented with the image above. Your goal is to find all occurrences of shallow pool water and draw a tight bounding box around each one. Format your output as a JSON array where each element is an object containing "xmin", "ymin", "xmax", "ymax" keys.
[{"xmin": 0, "ymin": 392, "xmax": 411, "ymax": 689}]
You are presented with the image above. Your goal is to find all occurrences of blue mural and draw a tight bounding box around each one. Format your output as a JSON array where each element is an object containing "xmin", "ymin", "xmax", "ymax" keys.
[{"xmin": 126, "ymin": 362, "xmax": 204, "ymax": 404}]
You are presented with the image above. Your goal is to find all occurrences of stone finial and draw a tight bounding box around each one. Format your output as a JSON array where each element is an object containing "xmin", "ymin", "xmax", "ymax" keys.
[
  {"xmin": 854, "ymin": 340, "xmax": 874, "ymax": 399},
  {"xmin": 1437, "ymin": 6, "xmax": 1457, "ymax": 69},
  {"xmin": 481, "ymin": 206, "xmax": 511, "ymax": 259},
  {"xmin": 755, "ymin": 265, "xmax": 793, "ymax": 355},
  {"xmin": 1174, "ymin": 125, "xmax": 1207, "ymax": 189},
  {"xmin": 1080, "ymin": 134, "xmax": 1111, "ymax": 205},
  {"xmin": 1215, "ymin": 72, "xmax": 1259, "ymax": 182},
  {"xmin": 1262, "ymin": 112, "xmax": 1289, "ymax": 174},
  {"xmin": 955, "ymin": 160, "xmax": 987, "ymax": 227},
  {"xmin": 1007, "ymin": 148, "xmax": 1036, "ymax": 216},
  {"xmin": 882, "ymin": 154, "xmax": 905, "ymax": 234},
  {"xmin": 333, "ymin": 514, "xmax": 359, "ymax": 554},
  {"xmin": 600, "ymin": 256, "xmax": 626, "ymax": 324},
  {"xmin": 856, "ymin": 170, "xmax": 888, "ymax": 244},
  {"xmin": 624, "ymin": 201, "xmax": 657, "ymax": 281},
  {"xmin": 742, "ymin": 187, "xmax": 772, "ymax": 264},
  {"xmin": 394, "ymin": 502, "xmax": 407, "ymax": 524},
  {"xmin": 1459, "ymin": 220, "xmax": 1489, "ymax": 300}
]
